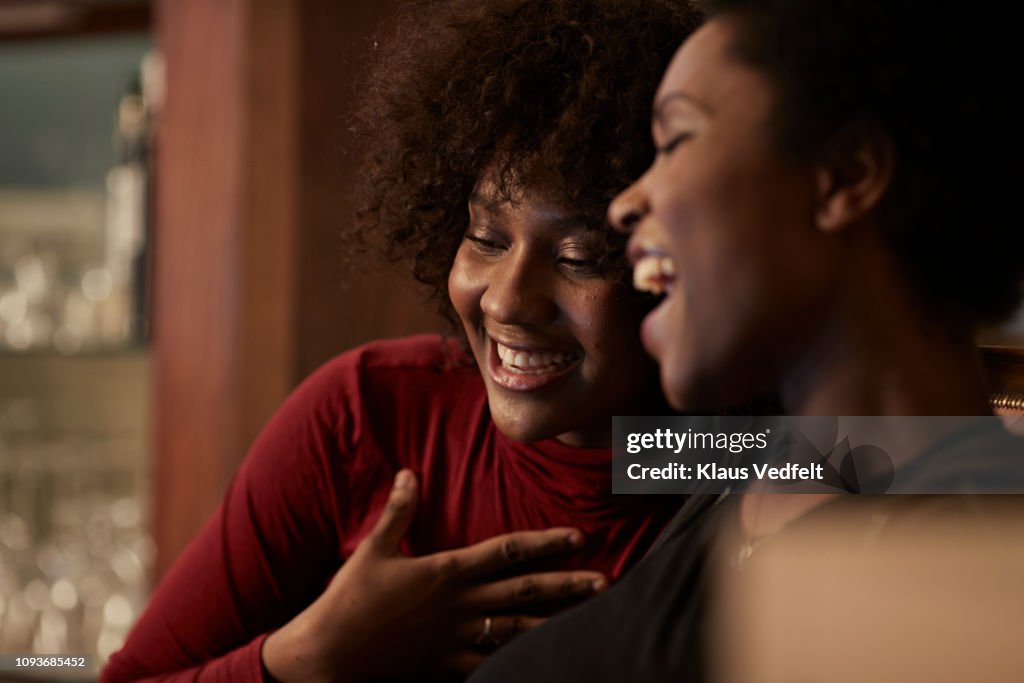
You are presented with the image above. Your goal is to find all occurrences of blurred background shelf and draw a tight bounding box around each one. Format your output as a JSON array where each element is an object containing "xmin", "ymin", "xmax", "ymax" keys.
[
  {"xmin": 1, "ymin": 0, "xmax": 444, "ymax": 674},
  {"xmin": 1, "ymin": 7, "xmax": 152, "ymax": 675}
]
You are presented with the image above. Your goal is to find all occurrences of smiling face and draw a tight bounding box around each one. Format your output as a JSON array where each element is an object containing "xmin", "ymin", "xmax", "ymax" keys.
[
  {"xmin": 448, "ymin": 173, "xmax": 661, "ymax": 447},
  {"xmin": 609, "ymin": 17, "xmax": 846, "ymax": 411}
]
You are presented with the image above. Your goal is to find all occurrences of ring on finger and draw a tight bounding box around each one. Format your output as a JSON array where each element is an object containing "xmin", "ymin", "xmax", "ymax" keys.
[{"xmin": 475, "ymin": 616, "xmax": 502, "ymax": 648}]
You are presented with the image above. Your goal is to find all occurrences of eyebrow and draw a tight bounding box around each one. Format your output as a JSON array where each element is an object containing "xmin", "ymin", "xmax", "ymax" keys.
[
  {"xmin": 653, "ymin": 91, "xmax": 714, "ymax": 126},
  {"xmin": 468, "ymin": 193, "xmax": 594, "ymax": 232}
]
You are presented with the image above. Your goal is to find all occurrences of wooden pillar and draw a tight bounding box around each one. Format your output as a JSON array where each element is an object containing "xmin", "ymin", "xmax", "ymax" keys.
[
  {"xmin": 152, "ymin": 0, "xmax": 300, "ymax": 577},
  {"xmin": 152, "ymin": 0, "xmax": 439, "ymax": 579},
  {"xmin": 293, "ymin": 0, "xmax": 440, "ymax": 379}
]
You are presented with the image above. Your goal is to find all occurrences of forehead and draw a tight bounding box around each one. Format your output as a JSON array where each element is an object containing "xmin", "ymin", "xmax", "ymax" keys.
[
  {"xmin": 472, "ymin": 165, "xmax": 585, "ymax": 221},
  {"xmin": 470, "ymin": 185, "xmax": 597, "ymax": 241},
  {"xmin": 656, "ymin": 17, "xmax": 772, "ymax": 118}
]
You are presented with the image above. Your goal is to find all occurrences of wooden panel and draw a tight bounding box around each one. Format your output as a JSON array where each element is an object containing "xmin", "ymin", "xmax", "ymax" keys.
[
  {"xmin": 294, "ymin": 0, "xmax": 441, "ymax": 380},
  {"xmin": 152, "ymin": 0, "xmax": 441, "ymax": 578},
  {"xmin": 152, "ymin": 0, "xmax": 299, "ymax": 578},
  {"xmin": 239, "ymin": 0, "xmax": 299, "ymax": 451}
]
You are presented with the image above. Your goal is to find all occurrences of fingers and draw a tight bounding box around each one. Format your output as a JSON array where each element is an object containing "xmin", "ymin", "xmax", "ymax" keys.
[
  {"xmin": 454, "ymin": 614, "xmax": 546, "ymax": 650},
  {"xmin": 436, "ymin": 527, "xmax": 585, "ymax": 580},
  {"xmin": 462, "ymin": 571, "xmax": 607, "ymax": 611},
  {"xmin": 367, "ymin": 469, "xmax": 418, "ymax": 554}
]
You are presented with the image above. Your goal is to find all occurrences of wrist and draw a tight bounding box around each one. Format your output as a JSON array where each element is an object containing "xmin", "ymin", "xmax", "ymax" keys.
[{"xmin": 262, "ymin": 608, "xmax": 347, "ymax": 683}]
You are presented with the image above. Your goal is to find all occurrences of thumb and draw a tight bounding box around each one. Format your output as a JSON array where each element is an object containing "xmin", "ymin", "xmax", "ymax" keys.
[{"xmin": 368, "ymin": 469, "xmax": 419, "ymax": 554}]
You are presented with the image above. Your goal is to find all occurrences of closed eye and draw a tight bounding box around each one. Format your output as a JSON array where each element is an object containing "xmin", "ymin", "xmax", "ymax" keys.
[
  {"xmin": 656, "ymin": 132, "xmax": 692, "ymax": 156},
  {"xmin": 556, "ymin": 238, "xmax": 603, "ymax": 276},
  {"xmin": 557, "ymin": 255, "xmax": 601, "ymax": 277},
  {"xmin": 465, "ymin": 234, "xmax": 505, "ymax": 252}
]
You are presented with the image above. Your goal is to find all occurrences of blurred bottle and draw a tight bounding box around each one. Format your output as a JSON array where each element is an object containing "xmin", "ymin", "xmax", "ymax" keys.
[{"xmin": 101, "ymin": 49, "xmax": 160, "ymax": 347}]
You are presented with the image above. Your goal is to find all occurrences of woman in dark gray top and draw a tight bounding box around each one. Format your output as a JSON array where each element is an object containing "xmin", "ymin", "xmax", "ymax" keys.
[{"xmin": 472, "ymin": 0, "xmax": 1024, "ymax": 679}]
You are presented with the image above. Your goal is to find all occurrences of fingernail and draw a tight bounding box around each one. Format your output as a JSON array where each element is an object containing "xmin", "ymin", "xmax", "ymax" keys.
[
  {"xmin": 395, "ymin": 470, "xmax": 412, "ymax": 489},
  {"xmin": 592, "ymin": 577, "xmax": 608, "ymax": 592},
  {"xmin": 566, "ymin": 531, "xmax": 584, "ymax": 548}
]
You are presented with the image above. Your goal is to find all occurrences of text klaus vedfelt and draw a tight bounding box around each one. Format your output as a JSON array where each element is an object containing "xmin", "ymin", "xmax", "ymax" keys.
[{"xmin": 624, "ymin": 428, "xmax": 824, "ymax": 482}]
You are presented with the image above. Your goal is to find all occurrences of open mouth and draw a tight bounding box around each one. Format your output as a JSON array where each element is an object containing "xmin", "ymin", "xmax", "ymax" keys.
[
  {"xmin": 495, "ymin": 341, "xmax": 581, "ymax": 374},
  {"xmin": 632, "ymin": 253, "xmax": 676, "ymax": 295},
  {"xmin": 487, "ymin": 338, "xmax": 582, "ymax": 391},
  {"xmin": 627, "ymin": 248, "xmax": 681, "ymax": 359}
]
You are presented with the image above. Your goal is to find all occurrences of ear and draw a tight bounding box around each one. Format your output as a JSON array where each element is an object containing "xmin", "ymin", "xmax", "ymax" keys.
[{"xmin": 812, "ymin": 122, "xmax": 894, "ymax": 233}]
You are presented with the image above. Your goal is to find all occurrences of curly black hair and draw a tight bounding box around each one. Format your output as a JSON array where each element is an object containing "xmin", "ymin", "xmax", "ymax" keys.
[
  {"xmin": 351, "ymin": 0, "xmax": 702, "ymax": 329},
  {"xmin": 702, "ymin": 0, "xmax": 1024, "ymax": 328}
]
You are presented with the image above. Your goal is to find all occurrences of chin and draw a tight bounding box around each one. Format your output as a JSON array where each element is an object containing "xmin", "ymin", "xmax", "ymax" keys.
[
  {"xmin": 659, "ymin": 355, "xmax": 697, "ymax": 411},
  {"xmin": 490, "ymin": 413, "xmax": 550, "ymax": 443},
  {"xmin": 661, "ymin": 360, "xmax": 724, "ymax": 413}
]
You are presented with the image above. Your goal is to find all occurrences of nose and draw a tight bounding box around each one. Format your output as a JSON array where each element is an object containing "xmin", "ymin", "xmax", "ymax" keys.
[
  {"xmin": 480, "ymin": 247, "xmax": 559, "ymax": 326},
  {"xmin": 608, "ymin": 177, "xmax": 649, "ymax": 234}
]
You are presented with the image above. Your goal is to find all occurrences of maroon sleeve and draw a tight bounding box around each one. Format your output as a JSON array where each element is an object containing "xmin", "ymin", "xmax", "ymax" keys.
[{"xmin": 101, "ymin": 355, "xmax": 362, "ymax": 683}]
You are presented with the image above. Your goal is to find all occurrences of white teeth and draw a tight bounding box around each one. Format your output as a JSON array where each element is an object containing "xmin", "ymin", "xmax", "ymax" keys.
[
  {"xmin": 661, "ymin": 257, "xmax": 675, "ymax": 278},
  {"xmin": 494, "ymin": 341, "xmax": 579, "ymax": 373},
  {"xmin": 633, "ymin": 255, "xmax": 676, "ymax": 295}
]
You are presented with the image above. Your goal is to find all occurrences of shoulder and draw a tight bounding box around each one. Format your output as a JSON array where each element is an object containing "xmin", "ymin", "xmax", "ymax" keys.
[
  {"xmin": 290, "ymin": 334, "xmax": 484, "ymax": 444},
  {"xmin": 306, "ymin": 334, "xmax": 477, "ymax": 404},
  {"xmin": 238, "ymin": 334, "xmax": 485, "ymax": 522},
  {"xmin": 313, "ymin": 334, "xmax": 468, "ymax": 381},
  {"xmin": 252, "ymin": 335, "xmax": 472, "ymax": 435}
]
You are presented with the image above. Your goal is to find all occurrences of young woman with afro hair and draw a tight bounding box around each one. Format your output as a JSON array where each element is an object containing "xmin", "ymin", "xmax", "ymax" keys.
[{"xmin": 102, "ymin": 1, "xmax": 702, "ymax": 681}]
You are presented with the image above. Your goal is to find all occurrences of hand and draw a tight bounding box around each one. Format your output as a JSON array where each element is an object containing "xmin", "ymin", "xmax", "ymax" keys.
[{"xmin": 262, "ymin": 469, "xmax": 607, "ymax": 682}]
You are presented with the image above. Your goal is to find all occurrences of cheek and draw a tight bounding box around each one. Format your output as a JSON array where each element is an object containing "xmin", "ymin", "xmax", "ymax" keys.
[
  {"xmin": 648, "ymin": 164, "xmax": 771, "ymax": 399},
  {"xmin": 661, "ymin": 154, "xmax": 801, "ymax": 311},
  {"xmin": 567, "ymin": 287, "xmax": 617, "ymax": 345},
  {"xmin": 582, "ymin": 288, "xmax": 656, "ymax": 372}
]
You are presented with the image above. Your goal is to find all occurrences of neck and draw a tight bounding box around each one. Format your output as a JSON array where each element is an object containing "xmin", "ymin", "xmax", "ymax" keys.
[
  {"xmin": 742, "ymin": 244, "xmax": 991, "ymax": 540},
  {"xmin": 779, "ymin": 261, "xmax": 989, "ymax": 418}
]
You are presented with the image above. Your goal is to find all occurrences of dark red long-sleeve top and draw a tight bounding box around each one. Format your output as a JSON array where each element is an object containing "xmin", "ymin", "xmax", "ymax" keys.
[{"xmin": 102, "ymin": 335, "xmax": 680, "ymax": 682}]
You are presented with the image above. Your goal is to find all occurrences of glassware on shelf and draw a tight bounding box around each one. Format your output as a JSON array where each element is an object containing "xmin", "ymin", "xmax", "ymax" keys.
[
  {"xmin": 0, "ymin": 434, "xmax": 152, "ymax": 674},
  {"xmin": 0, "ymin": 47, "xmax": 157, "ymax": 356},
  {"xmin": 1, "ymin": 31, "xmax": 155, "ymax": 681}
]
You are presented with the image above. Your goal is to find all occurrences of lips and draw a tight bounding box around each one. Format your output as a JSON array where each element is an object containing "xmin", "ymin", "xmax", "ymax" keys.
[{"xmin": 487, "ymin": 337, "xmax": 583, "ymax": 391}]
